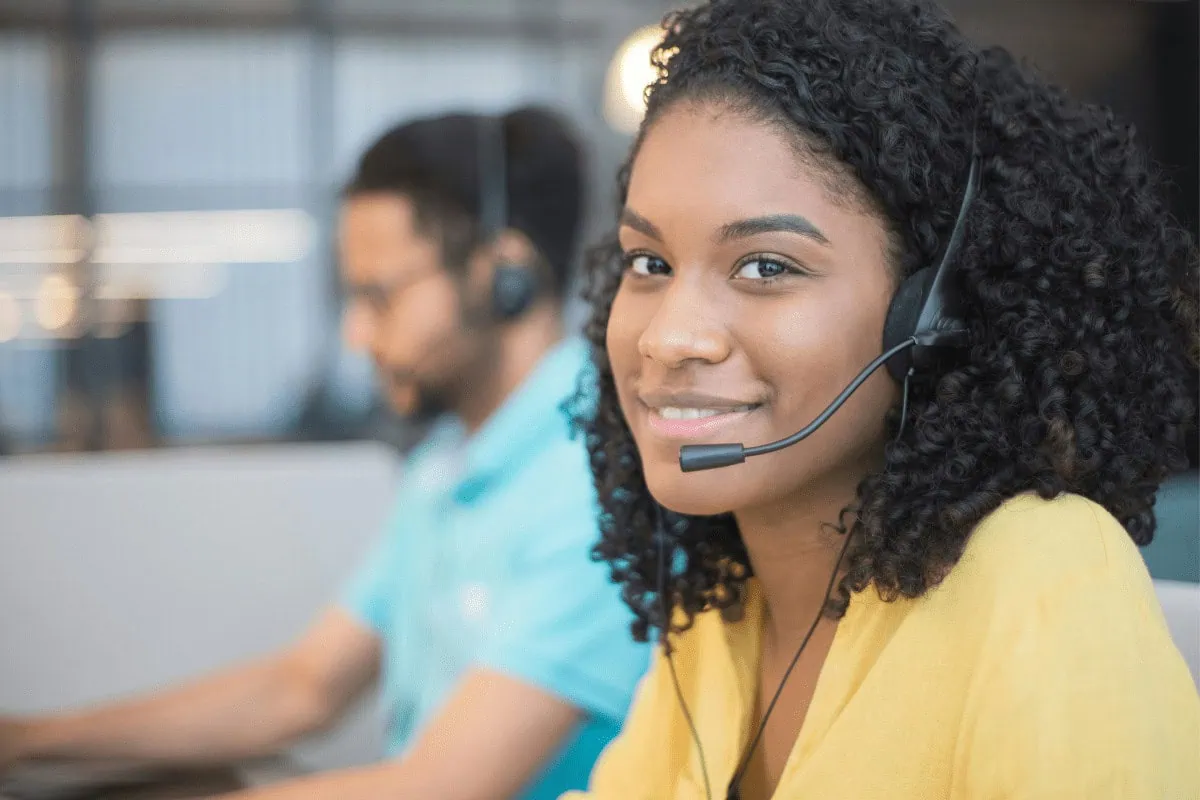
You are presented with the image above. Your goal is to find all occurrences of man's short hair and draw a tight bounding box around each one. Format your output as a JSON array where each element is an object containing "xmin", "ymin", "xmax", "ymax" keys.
[{"xmin": 345, "ymin": 106, "xmax": 585, "ymax": 297}]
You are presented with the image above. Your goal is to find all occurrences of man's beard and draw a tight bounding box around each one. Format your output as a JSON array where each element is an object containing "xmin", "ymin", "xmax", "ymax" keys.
[
  {"xmin": 407, "ymin": 382, "xmax": 450, "ymax": 421},
  {"xmin": 384, "ymin": 367, "xmax": 453, "ymax": 422},
  {"xmin": 380, "ymin": 308, "xmax": 499, "ymax": 424}
]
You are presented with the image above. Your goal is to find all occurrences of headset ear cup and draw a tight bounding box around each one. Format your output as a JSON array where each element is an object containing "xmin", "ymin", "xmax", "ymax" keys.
[
  {"xmin": 882, "ymin": 267, "xmax": 935, "ymax": 382},
  {"xmin": 491, "ymin": 264, "xmax": 539, "ymax": 321}
]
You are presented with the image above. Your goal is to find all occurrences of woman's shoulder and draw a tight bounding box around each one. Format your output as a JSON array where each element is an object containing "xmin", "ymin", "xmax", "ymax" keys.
[
  {"xmin": 911, "ymin": 493, "xmax": 1196, "ymax": 705},
  {"xmin": 934, "ymin": 496, "xmax": 1200, "ymax": 792},
  {"xmin": 936, "ymin": 492, "xmax": 1159, "ymax": 615}
]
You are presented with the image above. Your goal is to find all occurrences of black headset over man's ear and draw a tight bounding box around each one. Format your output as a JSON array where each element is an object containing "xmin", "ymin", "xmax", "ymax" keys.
[{"xmin": 476, "ymin": 115, "xmax": 540, "ymax": 322}]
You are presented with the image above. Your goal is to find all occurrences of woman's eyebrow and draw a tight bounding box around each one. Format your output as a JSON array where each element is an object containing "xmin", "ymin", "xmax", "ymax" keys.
[
  {"xmin": 618, "ymin": 207, "xmax": 663, "ymax": 241},
  {"xmin": 618, "ymin": 209, "xmax": 830, "ymax": 247},
  {"xmin": 716, "ymin": 214, "xmax": 829, "ymax": 246}
]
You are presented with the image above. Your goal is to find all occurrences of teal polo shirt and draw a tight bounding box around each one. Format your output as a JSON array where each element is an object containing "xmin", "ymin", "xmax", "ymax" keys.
[{"xmin": 341, "ymin": 337, "xmax": 649, "ymax": 800}]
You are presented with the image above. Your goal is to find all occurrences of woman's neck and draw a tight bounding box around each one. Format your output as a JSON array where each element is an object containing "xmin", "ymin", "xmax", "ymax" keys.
[{"xmin": 735, "ymin": 468, "xmax": 863, "ymax": 646}]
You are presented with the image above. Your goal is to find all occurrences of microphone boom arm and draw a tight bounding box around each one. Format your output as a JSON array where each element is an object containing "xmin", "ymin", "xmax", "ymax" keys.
[{"xmin": 678, "ymin": 337, "xmax": 919, "ymax": 472}]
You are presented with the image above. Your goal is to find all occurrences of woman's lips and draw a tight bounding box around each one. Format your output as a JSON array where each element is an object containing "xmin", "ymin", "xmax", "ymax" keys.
[{"xmin": 643, "ymin": 404, "xmax": 760, "ymax": 440}]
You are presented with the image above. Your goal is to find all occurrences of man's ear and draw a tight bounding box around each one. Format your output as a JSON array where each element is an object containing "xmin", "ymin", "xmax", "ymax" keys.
[
  {"xmin": 464, "ymin": 229, "xmax": 538, "ymax": 298},
  {"xmin": 485, "ymin": 229, "xmax": 538, "ymax": 270}
]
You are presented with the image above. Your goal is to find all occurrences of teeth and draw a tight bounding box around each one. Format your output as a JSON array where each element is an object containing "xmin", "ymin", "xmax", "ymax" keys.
[{"xmin": 656, "ymin": 406, "xmax": 752, "ymax": 420}]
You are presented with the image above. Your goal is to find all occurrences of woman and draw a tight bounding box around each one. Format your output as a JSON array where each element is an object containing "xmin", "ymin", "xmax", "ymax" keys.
[{"xmin": 565, "ymin": 1, "xmax": 1200, "ymax": 798}]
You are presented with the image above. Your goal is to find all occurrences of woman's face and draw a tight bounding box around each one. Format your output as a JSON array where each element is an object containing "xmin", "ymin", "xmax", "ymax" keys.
[{"xmin": 607, "ymin": 101, "xmax": 900, "ymax": 518}]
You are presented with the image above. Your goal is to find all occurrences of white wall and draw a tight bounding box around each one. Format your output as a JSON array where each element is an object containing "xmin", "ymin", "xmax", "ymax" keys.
[{"xmin": 0, "ymin": 442, "xmax": 400, "ymax": 772}]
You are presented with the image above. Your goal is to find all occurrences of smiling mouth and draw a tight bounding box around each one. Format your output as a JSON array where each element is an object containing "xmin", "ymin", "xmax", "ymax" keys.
[
  {"xmin": 644, "ymin": 404, "xmax": 761, "ymax": 440},
  {"xmin": 654, "ymin": 405, "xmax": 757, "ymax": 420}
]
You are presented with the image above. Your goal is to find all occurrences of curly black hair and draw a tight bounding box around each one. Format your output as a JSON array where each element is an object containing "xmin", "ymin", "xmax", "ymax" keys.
[{"xmin": 573, "ymin": 0, "xmax": 1199, "ymax": 643}]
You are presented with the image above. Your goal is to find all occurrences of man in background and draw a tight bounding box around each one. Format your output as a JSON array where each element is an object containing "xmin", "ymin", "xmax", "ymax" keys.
[{"xmin": 0, "ymin": 106, "xmax": 648, "ymax": 800}]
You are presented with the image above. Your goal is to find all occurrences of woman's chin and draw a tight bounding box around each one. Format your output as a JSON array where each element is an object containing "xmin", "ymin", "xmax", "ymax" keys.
[{"xmin": 644, "ymin": 469, "xmax": 743, "ymax": 518}]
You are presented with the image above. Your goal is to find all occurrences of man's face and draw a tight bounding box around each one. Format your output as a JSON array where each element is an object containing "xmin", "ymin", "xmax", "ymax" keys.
[{"xmin": 339, "ymin": 192, "xmax": 482, "ymax": 417}]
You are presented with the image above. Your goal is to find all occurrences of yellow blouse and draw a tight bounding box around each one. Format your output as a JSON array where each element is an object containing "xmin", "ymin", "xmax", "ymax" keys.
[{"xmin": 564, "ymin": 493, "xmax": 1200, "ymax": 799}]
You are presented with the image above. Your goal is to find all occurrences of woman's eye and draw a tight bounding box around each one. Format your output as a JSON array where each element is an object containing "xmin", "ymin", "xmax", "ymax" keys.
[
  {"xmin": 733, "ymin": 258, "xmax": 795, "ymax": 281},
  {"xmin": 624, "ymin": 253, "xmax": 671, "ymax": 277}
]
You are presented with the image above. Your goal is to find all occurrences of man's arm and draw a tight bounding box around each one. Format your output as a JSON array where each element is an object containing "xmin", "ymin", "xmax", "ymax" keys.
[
  {"xmin": 0, "ymin": 608, "xmax": 381, "ymax": 771},
  {"xmin": 211, "ymin": 667, "xmax": 582, "ymax": 800}
]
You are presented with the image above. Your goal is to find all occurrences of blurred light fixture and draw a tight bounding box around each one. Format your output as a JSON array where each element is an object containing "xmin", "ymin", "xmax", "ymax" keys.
[
  {"xmin": 0, "ymin": 215, "xmax": 87, "ymax": 264},
  {"xmin": 0, "ymin": 209, "xmax": 312, "ymax": 268},
  {"xmin": 92, "ymin": 208, "xmax": 314, "ymax": 265},
  {"xmin": 35, "ymin": 274, "xmax": 79, "ymax": 332},
  {"xmin": 0, "ymin": 291, "xmax": 21, "ymax": 343},
  {"xmin": 96, "ymin": 261, "xmax": 229, "ymax": 301},
  {"xmin": 604, "ymin": 25, "xmax": 666, "ymax": 134},
  {"xmin": 0, "ymin": 209, "xmax": 313, "ymax": 310}
]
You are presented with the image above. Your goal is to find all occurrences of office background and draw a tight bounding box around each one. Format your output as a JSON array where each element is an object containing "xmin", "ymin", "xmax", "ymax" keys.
[
  {"xmin": 0, "ymin": 0, "xmax": 1194, "ymax": 457},
  {"xmin": 0, "ymin": 0, "xmax": 1195, "ymax": 779}
]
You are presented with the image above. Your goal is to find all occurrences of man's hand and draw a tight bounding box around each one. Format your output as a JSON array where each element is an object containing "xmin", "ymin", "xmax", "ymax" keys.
[{"xmin": 207, "ymin": 667, "xmax": 583, "ymax": 800}]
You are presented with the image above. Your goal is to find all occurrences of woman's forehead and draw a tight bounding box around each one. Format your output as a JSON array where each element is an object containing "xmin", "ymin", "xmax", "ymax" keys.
[
  {"xmin": 625, "ymin": 105, "xmax": 889, "ymax": 260},
  {"xmin": 628, "ymin": 102, "xmax": 872, "ymax": 224}
]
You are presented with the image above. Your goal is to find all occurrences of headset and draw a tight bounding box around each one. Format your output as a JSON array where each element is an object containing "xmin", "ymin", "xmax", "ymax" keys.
[
  {"xmin": 660, "ymin": 130, "xmax": 983, "ymax": 800},
  {"xmin": 476, "ymin": 114, "xmax": 541, "ymax": 322}
]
